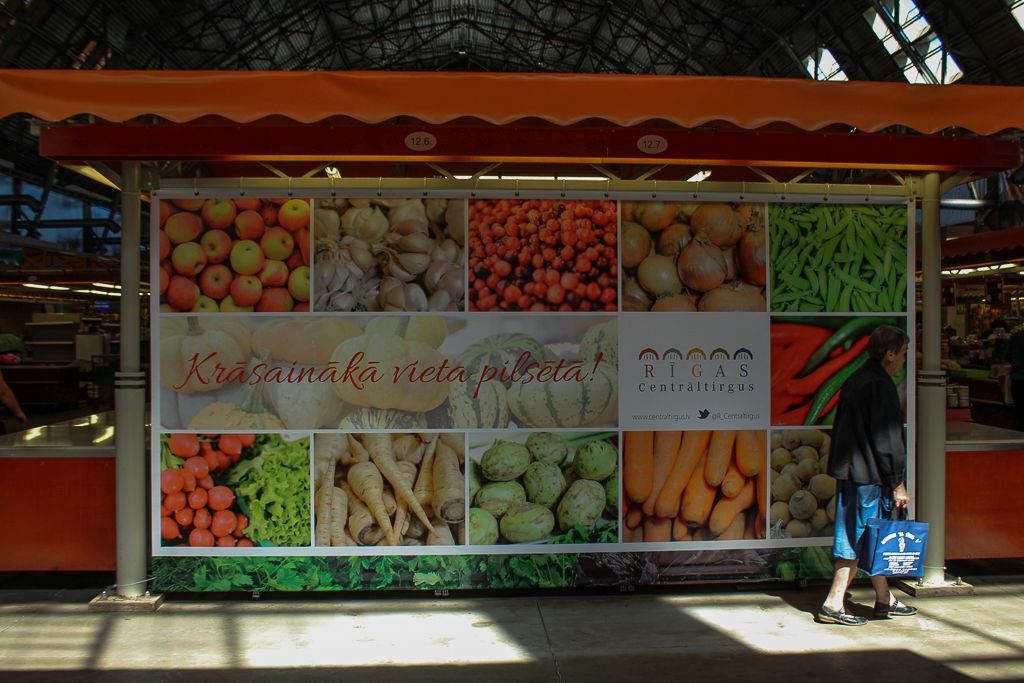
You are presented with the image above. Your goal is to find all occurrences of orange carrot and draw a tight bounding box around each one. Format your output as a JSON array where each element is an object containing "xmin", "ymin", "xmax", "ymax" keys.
[
  {"xmin": 720, "ymin": 462, "xmax": 746, "ymax": 499},
  {"xmin": 655, "ymin": 431, "xmax": 711, "ymax": 519},
  {"xmin": 643, "ymin": 516, "xmax": 672, "ymax": 542},
  {"xmin": 743, "ymin": 509, "xmax": 757, "ymax": 540},
  {"xmin": 623, "ymin": 431, "xmax": 654, "ymax": 504},
  {"xmin": 718, "ymin": 510, "xmax": 746, "ymax": 540},
  {"xmin": 704, "ymin": 430, "xmax": 736, "ymax": 487},
  {"xmin": 680, "ymin": 453, "xmax": 716, "ymax": 527},
  {"xmin": 624, "ymin": 503, "xmax": 644, "ymax": 530},
  {"xmin": 672, "ymin": 518, "xmax": 692, "ymax": 541},
  {"xmin": 643, "ymin": 431, "xmax": 681, "ymax": 516},
  {"xmin": 709, "ymin": 478, "xmax": 755, "ymax": 537},
  {"xmin": 735, "ymin": 430, "xmax": 766, "ymax": 477},
  {"xmin": 622, "ymin": 524, "xmax": 643, "ymax": 542}
]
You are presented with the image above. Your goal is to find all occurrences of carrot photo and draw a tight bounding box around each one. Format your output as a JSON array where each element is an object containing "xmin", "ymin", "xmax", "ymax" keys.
[{"xmin": 622, "ymin": 429, "xmax": 767, "ymax": 542}]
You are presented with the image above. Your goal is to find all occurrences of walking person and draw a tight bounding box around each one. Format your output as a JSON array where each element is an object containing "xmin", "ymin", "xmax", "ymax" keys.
[{"xmin": 817, "ymin": 324, "xmax": 917, "ymax": 625}]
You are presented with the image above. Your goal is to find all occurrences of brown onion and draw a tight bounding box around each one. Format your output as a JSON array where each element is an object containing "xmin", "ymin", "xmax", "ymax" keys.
[
  {"xmin": 622, "ymin": 296, "xmax": 650, "ymax": 312},
  {"xmin": 676, "ymin": 238, "xmax": 727, "ymax": 292},
  {"xmin": 656, "ymin": 223, "xmax": 692, "ymax": 256},
  {"xmin": 636, "ymin": 201, "xmax": 677, "ymax": 232},
  {"xmin": 623, "ymin": 276, "xmax": 651, "ymax": 306},
  {"xmin": 621, "ymin": 222, "xmax": 652, "ymax": 268},
  {"xmin": 698, "ymin": 283, "xmax": 766, "ymax": 311},
  {"xmin": 638, "ymin": 254, "xmax": 683, "ymax": 297},
  {"xmin": 620, "ymin": 201, "xmax": 637, "ymax": 223},
  {"xmin": 691, "ymin": 203, "xmax": 742, "ymax": 248},
  {"xmin": 738, "ymin": 226, "xmax": 767, "ymax": 286},
  {"xmin": 723, "ymin": 247, "xmax": 737, "ymax": 282},
  {"xmin": 651, "ymin": 294, "xmax": 697, "ymax": 312}
]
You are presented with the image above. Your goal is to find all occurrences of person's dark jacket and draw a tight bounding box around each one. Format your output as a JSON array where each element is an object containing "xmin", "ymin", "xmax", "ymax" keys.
[{"xmin": 827, "ymin": 359, "xmax": 905, "ymax": 489}]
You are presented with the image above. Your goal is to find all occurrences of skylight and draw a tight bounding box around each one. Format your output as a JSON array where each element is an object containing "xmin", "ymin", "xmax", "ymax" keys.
[
  {"xmin": 864, "ymin": 0, "xmax": 962, "ymax": 84},
  {"xmin": 1008, "ymin": 0, "xmax": 1024, "ymax": 32},
  {"xmin": 804, "ymin": 48, "xmax": 848, "ymax": 81}
]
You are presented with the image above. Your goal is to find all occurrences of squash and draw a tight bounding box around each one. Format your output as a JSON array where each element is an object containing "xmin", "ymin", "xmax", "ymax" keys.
[
  {"xmin": 338, "ymin": 407, "xmax": 427, "ymax": 430},
  {"xmin": 579, "ymin": 319, "xmax": 618, "ymax": 369},
  {"xmin": 364, "ymin": 316, "xmax": 448, "ymax": 348},
  {"xmin": 251, "ymin": 318, "xmax": 360, "ymax": 364},
  {"xmin": 330, "ymin": 332, "xmax": 448, "ymax": 412},
  {"xmin": 507, "ymin": 361, "xmax": 617, "ymax": 428},
  {"xmin": 160, "ymin": 316, "xmax": 250, "ymax": 394},
  {"xmin": 427, "ymin": 370, "xmax": 510, "ymax": 429},
  {"xmin": 254, "ymin": 352, "xmax": 349, "ymax": 429},
  {"xmin": 457, "ymin": 333, "xmax": 545, "ymax": 380},
  {"xmin": 187, "ymin": 382, "xmax": 284, "ymax": 429}
]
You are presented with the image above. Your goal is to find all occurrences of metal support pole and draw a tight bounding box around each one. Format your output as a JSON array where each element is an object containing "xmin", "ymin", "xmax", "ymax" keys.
[
  {"xmin": 917, "ymin": 171, "xmax": 947, "ymax": 585},
  {"xmin": 115, "ymin": 162, "xmax": 147, "ymax": 597}
]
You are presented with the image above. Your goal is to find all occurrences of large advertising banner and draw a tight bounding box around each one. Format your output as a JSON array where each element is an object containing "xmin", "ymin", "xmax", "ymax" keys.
[{"xmin": 151, "ymin": 195, "xmax": 912, "ymax": 592}]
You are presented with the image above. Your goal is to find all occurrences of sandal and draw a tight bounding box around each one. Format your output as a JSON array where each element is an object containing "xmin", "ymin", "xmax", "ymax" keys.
[
  {"xmin": 816, "ymin": 604, "xmax": 868, "ymax": 626},
  {"xmin": 873, "ymin": 597, "xmax": 918, "ymax": 618}
]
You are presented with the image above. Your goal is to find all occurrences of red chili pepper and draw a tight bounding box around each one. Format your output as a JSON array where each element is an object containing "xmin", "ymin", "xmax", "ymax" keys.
[
  {"xmin": 774, "ymin": 402, "xmax": 811, "ymax": 426},
  {"xmin": 771, "ymin": 392, "xmax": 806, "ymax": 418},
  {"xmin": 819, "ymin": 389, "xmax": 842, "ymax": 420},
  {"xmin": 771, "ymin": 337, "xmax": 821, "ymax": 387},
  {"xmin": 785, "ymin": 335, "xmax": 870, "ymax": 396},
  {"xmin": 770, "ymin": 323, "xmax": 830, "ymax": 347}
]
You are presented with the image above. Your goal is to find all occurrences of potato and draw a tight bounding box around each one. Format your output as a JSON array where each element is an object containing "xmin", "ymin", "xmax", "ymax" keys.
[
  {"xmin": 819, "ymin": 454, "xmax": 829, "ymax": 474},
  {"xmin": 810, "ymin": 508, "xmax": 829, "ymax": 532},
  {"xmin": 788, "ymin": 490, "xmax": 818, "ymax": 520},
  {"xmin": 809, "ymin": 473, "xmax": 837, "ymax": 503},
  {"xmin": 780, "ymin": 462, "xmax": 798, "ymax": 479},
  {"xmin": 786, "ymin": 519, "xmax": 811, "ymax": 538},
  {"xmin": 797, "ymin": 429, "xmax": 825, "ymax": 449},
  {"xmin": 826, "ymin": 495, "xmax": 836, "ymax": 521},
  {"xmin": 820, "ymin": 432, "xmax": 831, "ymax": 456},
  {"xmin": 770, "ymin": 469, "xmax": 779, "ymax": 485},
  {"xmin": 770, "ymin": 433, "xmax": 783, "ymax": 450},
  {"xmin": 770, "ymin": 501, "xmax": 792, "ymax": 526},
  {"xmin": 771, "ymin": 472, "xmax": 801, "ymax": 501},
  {"xmin": 794, "ymin": 458, "xmax": 820, "ymax": 483},
  {"xmin": 770, "ymin": 447, "xmax": 792, "ymax": 471},
  {"xmin": 781, "ymin": 430, "xmax": 801, "ymax": 450},
  {"xmin": 792, "ymin": 446, "xmax": 819, "ymax": 463}
]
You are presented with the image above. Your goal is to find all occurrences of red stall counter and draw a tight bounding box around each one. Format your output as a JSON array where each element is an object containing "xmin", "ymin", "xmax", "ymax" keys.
[
  {"xmin": 945, "ymin": 422, "xmax": 1024, "ymax": 561},
  {"xmin": 0, "ymin": 412, "xmax": 125, "ymax": 571}
]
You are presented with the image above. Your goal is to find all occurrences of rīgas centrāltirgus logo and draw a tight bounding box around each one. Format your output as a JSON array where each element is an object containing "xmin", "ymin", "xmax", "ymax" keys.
[{"xmin": 635, "ymin": 346, "xmax": 755, "ymax": 395}]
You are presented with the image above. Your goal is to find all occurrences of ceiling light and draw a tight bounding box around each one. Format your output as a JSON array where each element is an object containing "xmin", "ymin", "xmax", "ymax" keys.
[
  {"xmin": 22, "ymin": 283, "xmax": 50, "ymax": 289},
  {"xmin": 92, "ymin": 283, "xmax": 120, "ymax": 289},
  {"xmin": 686, "ymin": 170, "xmax": 712, "ymax": 182},
  {"xmin": 325, "ymin": 166, "xmax": 341, "ymax": 179}
]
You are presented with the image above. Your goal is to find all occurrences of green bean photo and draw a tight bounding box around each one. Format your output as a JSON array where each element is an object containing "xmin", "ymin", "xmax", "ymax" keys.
[{"xmin": 768, "ymin": 204, "xmax": 908, "ymax": 313}]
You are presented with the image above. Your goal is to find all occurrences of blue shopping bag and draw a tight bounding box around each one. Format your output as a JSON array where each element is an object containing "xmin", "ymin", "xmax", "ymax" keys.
[{"xmin": 858, "ymin": 508, "xmax": 929, "ymax": 577}]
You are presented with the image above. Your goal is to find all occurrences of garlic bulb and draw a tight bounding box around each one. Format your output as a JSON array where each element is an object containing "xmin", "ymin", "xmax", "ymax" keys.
[
  {"xmin": 425, "ymin": 198, "xmax": 448, "ymax": 225},
  {"xmin": 314, "ymin": 207, "xmax": 341, "ymax": 241},
  {"xmin": 341, "ymin": 206, "xmax": 388, "ymax": 242},
  {"xmin": 445, "ymin": 201, "xmax": 466, "ymax": 246}
]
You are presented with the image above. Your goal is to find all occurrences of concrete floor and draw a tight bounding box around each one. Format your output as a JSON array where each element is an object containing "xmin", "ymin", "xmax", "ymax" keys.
[{"xmin": 1, "ymin": 573, "xmax": 1023, "ymax": 682}]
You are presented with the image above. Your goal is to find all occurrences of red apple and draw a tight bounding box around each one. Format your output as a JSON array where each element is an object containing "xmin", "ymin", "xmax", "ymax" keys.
[
  {"xmin": 201, "ymin": 198, "xmax": 237, "ymax": 230},
  {"xmin": 171, "ymin": 198, "xmax": 205, "ymax": 212},
  {"xmin": 234, "ymin": 210, "xmax": 266, "ymax": 240},
  {"xmin": 286, "ymin": 250, "xmax": 303, "ymax": 270},
  {"xmin": 287, "ymin": 265, "xmax": 310, "ymax": 302},
  {"xmin": 234, "ymin": 198, "xmax": 261, "ymax": 211},
  {"xmin": 298, "ymin": 227, "xmax": 310, "ymax": 265},
  {"xmin": 260, "ymin": 227, "xmax": 294, "ymax": 261},
  {"xmin": 159, "ymin": 201, "xmax": 173, "ymax": 227},
  {"xmin": 200, "ymin": 229, "xmax": 232, "ymax": 265},
  {"xmin": 293, "ymin": 302, "xmax": 310, "ymax": 312},
  {"xmin": 159, "ymin": 264, "xmax": 170, "ymax": 296},
  {"xmin": 166, "ymin": 275, "xmax": 199, "ymax": 311},
  {"xmin": 260, "ymin": 203, "xmax": 279, "ymax": 227},
  {"xmin": 229, "ymin": 275, "xmax": 263, "ymax": 307},
  {"xmin": 171, "ymin": 242, "xmax": 207, "ymax": 277},
  {"xmin": 159, "ymin": 230, "xmax": 171, "ymax": 261},
  {"xmin": 164, "ymin": 212, "xmax": 203, "ymax": 244},
  {"xmin": 199, "ymin": 264, "xmax": 232, "ymax": 300},
  {"xmin": 259, "ymin": 260, "xmax": 289, "ymax": 287},
  {"xmin": 230, "ymin": 240, "xmax": 265, "ymax": 276},
  {"xmin": 219, "ymin": 295, "xmax": 254, "ymax": 312},
  {"xmin": 278, "ymin": 199, "xmax": 310, "ymax": 233},
  {"xmin": 256, "ymin": 287, "xmax": 294, "ymax": 312},
  {"xmin": 268, "ymin": 198, "xmax": 289, "ymax": 205},
  {"xmin": 193, "ymin": 295, "xmax": 219, "ymax": 313}
]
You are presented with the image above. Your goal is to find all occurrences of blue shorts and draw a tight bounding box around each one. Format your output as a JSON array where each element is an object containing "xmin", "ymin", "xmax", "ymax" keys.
[{"xmin": 832, "ymin": 481, "xmax": 891, "ymax": 560}]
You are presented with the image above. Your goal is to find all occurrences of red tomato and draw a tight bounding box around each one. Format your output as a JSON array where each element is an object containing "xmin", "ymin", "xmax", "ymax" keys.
[{"xmin": 188, "ymin": 528, "xmax": 215, "ymax": 547}]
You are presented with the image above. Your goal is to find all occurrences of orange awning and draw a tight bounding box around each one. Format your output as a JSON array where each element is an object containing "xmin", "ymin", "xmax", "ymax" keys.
[{"xmin": 3, "ymin": 70, "xmax": 1024, "ymax": 135}]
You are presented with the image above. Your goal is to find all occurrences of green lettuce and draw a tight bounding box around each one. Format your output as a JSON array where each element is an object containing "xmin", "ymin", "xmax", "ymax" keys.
[{"xmin": 227, "ymin": 435, "xmax": 310, "ymax": 546}]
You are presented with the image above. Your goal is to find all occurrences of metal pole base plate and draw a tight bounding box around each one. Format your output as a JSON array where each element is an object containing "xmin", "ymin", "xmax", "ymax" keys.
[
  {"xmin": 895, "ymin": 575, "xmax": 974, "ymax": 597},
  {"xmin": 88, "ymin": 592, "xmax": 165, "ymax": 612}
]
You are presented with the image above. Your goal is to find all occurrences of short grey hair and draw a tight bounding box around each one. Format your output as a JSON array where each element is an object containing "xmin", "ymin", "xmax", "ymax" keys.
[{"xmin": 867, "ymin": 324, "xmax": 909, "ymax": 362}]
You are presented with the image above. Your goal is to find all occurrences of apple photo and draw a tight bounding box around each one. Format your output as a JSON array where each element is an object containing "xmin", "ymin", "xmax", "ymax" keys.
[{"xmin": 158, "ymin": 197, "xmax": 312, "ymax": 313}]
